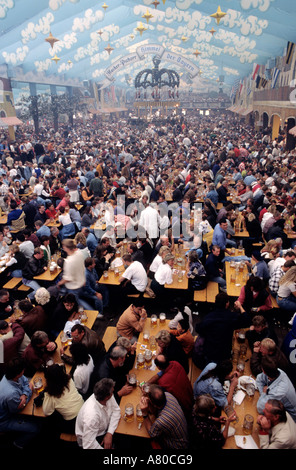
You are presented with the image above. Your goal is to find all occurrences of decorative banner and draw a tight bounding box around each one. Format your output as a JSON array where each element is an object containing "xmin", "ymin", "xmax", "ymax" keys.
[{"xmin": 97, "ymin": 44, "xmax": 199, "ymax": 90}]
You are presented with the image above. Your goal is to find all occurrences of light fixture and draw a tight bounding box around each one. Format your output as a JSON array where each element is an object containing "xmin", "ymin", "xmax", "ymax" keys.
[
  {"xmin": 45, "ymin": 32, "xmax": 59, "ymax": 49},
  {"xmin": 193, "ymin": 49, "xmax": 201, "ymax": 58},
  {"xmin": 51, "ymin": 54, "xmax": 61, "ymax": 64},
  {"xmin": 210, "ymin": 6, "xmax": 226, "ymax": 25},
  {"xmin": 181, "ymin": 36, "xmax": 188, "ymax": 42},
  {"xmin": 104, "ymin": 43, "xmax": 114, "ymax": 55},
  {"xmin": 136, "ymin": 22, "xmax": 147, "ymax": 36},
  {"xmin": 209, "ymin": 27, "xmax": 216, "ymax": 36},
  {"xmin": 97, "ymin": 29, "xmax": 104, "ymax": 36},
  {"xmin": 102, "ymin": 2, "xmax": 108, "ymax": 11},
  {"xmin": 151, "ymin": 0, "xmax": 160, "ymax": 9},
  {"xmin": 142, "ymin": 9, "xmax": 153, "ymax": 23}
]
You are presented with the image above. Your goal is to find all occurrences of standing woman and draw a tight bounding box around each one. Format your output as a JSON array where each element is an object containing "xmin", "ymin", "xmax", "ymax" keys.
[{"xmin": 42, "ymin": 363, "xmax": 84, "ymax": 437}]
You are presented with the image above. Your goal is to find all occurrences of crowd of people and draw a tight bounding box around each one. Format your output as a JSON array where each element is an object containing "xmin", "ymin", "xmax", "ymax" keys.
[{"xmin": 1, "ymin": 112, "xmax": 296, "ymax": 450}]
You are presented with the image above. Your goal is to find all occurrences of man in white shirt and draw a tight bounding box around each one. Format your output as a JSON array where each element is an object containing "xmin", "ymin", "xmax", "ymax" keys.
[
  {"xmin": 119, "ymin": 254, "xmax": 147, "ymax": 295},
  {"xmin": 75, "ymin": 378, "xmax": 121, "ymax": 449},
  {"xmin": 138, "ymin": 202, "xmax": 160, "ymax": 241},
  {"xmin": 57, "ymin": 238, "xmax": 86, "ymax": 297}
]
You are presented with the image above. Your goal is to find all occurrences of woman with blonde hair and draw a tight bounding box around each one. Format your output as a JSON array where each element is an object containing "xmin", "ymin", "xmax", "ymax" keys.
[
  {"xmin": 148, "ymin": 245, "xmax": 171, "ymax": 279},
  {"xmin": 74, "ymin": 232, "xmax": 90, "ymax": 259},
  {"xmin": 276, "ymin": 265, "xmax": 296, "ymax": 316}
]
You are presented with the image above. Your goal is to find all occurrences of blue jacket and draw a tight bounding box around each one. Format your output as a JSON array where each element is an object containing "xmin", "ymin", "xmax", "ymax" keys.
[
  {"xmin": 0, "ymin": 375, "xmax": 32, "ymax": 422},
  {"xmin": 193, "ymin": 362, "xmax": 228, "ymax": 409},
  {"xmin": 212, "ymin": 224, "xmax": 227, "ymax": 251},
  {"xmin": 256, "ymin": 369, "xmax": 296, "ymax": 422},
  {"xmin": 206, "ymin": 190, "xmax": 219, "ymax": 206},
  {"xmin": 84, "ymin": 267, "xmax": 99, "ymax": 296}
]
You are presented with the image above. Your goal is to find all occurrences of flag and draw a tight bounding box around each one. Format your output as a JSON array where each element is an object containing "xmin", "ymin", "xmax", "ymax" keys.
[
  {"xmin": 261, "ymin": 78, "xmax": 268, "ymax": 88},
  {"xmin": 286, "ymin": 41, "xmax": 295, "ymax": 65},
  {"xmin": 271, "ymin": 68, "xmax": 280, "ymax": 89},
  {"xmin": 230, "ymin": 78, "xmax": 240, "ymax": 100},
  {"xmin": 252, "ymin": 64, "xmax": 260, "ymax": 80},
  {"xmin": 256, "ymin": 75, "xmax": 261, "ymax": 88},
  {"xmin": 265, "ymin": 69, "xmax": 272, "ymax": 81}
]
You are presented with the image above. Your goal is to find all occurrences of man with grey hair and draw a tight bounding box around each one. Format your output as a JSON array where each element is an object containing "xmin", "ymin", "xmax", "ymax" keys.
[
  {"xmin": 95, "ymin": 345, "xmax": 133, "ymax": 403},
  {"xmin": 257, "ymin": 399, "xmax": 296, "ymax": 449},
  {"xmin": 75, "ymin": 378, "xmax": 121, "ymax": 449}
]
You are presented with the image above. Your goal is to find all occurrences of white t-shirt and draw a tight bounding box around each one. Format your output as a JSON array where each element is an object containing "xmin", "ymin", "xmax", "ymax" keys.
[
  {"xmin": 138, "ymin": 206, "xmax": 160, "ymax": 239},
  {"xmin": 63, "ymin": 250, "xmax": 86, "ymax": 289},
  {"xmin": 122, "ymin": 260, "xmax": 147, "ymax": 292},
  {"xmin": 149, "ymin": 254, "xmax": 162, "ymax": 273},
  {"xmin": 154, "ymin": 262, "xmax": 173, "ymax": 286},
  {"xmin": 268, "ymin": 257, "xmax": 286, "ymax": 277},
  {"xmin": 277, "ymin": 282, "xmax": 296, "ymax": 298},
  {"xmin": 59, "ymin": 213, "xmax": 72, "ymax": 226}
]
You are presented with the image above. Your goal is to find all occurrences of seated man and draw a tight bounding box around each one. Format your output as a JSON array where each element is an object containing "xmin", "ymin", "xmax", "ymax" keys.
[
  {"xmin": 23, "ymin": 330, "xmax": 57, "ymax": 378},
  {"xmin": 34, "ymin": 220, "xmax": 51, "ymax": 240},
  {"xmin": 147, "ymin": 355, "xmax": 194, "ymax": 420},
  {"xmin": 118, "ymin": 254, "xmax": 148, "ymax": 297},
  {"xmin": 205, "ymin": 244, "xmax": 226, "ymax": 290},
  {"xmin": 250, "ymin": 337, "xmax": 290, "ymax": 378},
  {"xmin": 0, "ymin": 289, "xmax": 14, "ymax": 320},
  {"xmin": 61, "ymin": 323, "xmax": 106, "ymax": 367},
  {"xmin": 0, "ymin": 358, "xmax": 41, "ymax": 449},
  {"xmin": 7, "ymin": 200, "xmax": 26, "ymax": 233},
  {"xmin": 211, "ymin": 217, "xmax": 232, "ymax": 256},
  {"xmin": 257, "ymin": 399, "xmax": 296, "ymax": 449},
  {"xmin": 246, "ymin": 315, "xmax": 278, "ymax": 351},
  {"xmin": 116, "ymin": 299, "xmax": 147, "ymax": 343},
  {"xmin": 256, "ymin": 355, "xmax": 296, "ymax": 423},
  {"xmin": 21, "ymin": 247, "xmax": 48, "ymax": 300},
  {"xmin": 139, "ymin": 384, "xmax": 189, "ymax": 449},
  {"xmin": 75, "ymin": 378, "xmax": 121, "ymax": 449},
  {"xmin": 94, "ymin": 345, "xmax": 133, "ymax": 403}
]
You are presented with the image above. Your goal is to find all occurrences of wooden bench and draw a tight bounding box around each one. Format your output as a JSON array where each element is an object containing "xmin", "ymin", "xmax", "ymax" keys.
[
  {"xmin": 194, "ymin": 282, "xmax": 219, "ymax": 303},
  {"xmin": 18, "ymin": 284, "xmax": 31, "ymax": 292},
  {"xmin": 194, "ymin": 288, "xmax": 207, "ymax": 302},
  {"xmin": 102, "ymin": 326, "xmax": 118, "ymax": 351},
  {"xmin": 60, "ymin": 433, "xmax": 77, "ymax": 443},
  {"xmin": 3, "ymin": 277, "xmax": 22, "ymax": 289},
  {"xmin": 206, "ymin": 281, "xmax": 219, "ymax": 302},
  {"xmin": 127, "ymin": 293, "xmax": 155, "ymax": 299}
]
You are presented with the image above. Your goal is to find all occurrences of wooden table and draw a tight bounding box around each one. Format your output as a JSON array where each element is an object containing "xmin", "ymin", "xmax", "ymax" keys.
[
  {"xmin": 285, "ymin": 229, "xmax": 296, "ymax": 239},
  {"xmin": 21, "ymin": 310, "xmax": 98, "ymax": 417},
  {"xmin": 45, "ymin": 218, "xmax": 61, "ymax": 228},
  {"xmin": 166, "ymin": 249, "xmax": 188, "ymax": 289},
  {"xmin": 34, "ymin": 267, "xmax": 62, "ymax": 282},
  {"xmin": 115, "ymin": 319, "xmax": 170, "ymax": 438},
  {"xmin": 225, "ymin": 260, "xmax": 249, "ymax": 297},
  {"xmin": 223, "ymin": 328, "xmax": 260, "ymax": 449},
  {"xmin": 98, "ymin": 265, "xmax": 125, "ymax": 286},
  {"xmin": 166, "ymin": 269, "xmax": 188, "ymax": 289}
]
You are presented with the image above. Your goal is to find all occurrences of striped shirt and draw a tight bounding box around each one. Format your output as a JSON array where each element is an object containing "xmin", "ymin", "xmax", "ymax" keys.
[{"xmin": 149, "ymin": 392, "xmax": 189, "ymax": 449}]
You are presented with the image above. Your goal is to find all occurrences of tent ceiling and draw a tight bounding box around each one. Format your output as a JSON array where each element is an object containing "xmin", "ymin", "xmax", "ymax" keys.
[{"xmin": 0, "ymin": 0, "xmax": 295, "ymax": 92}]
